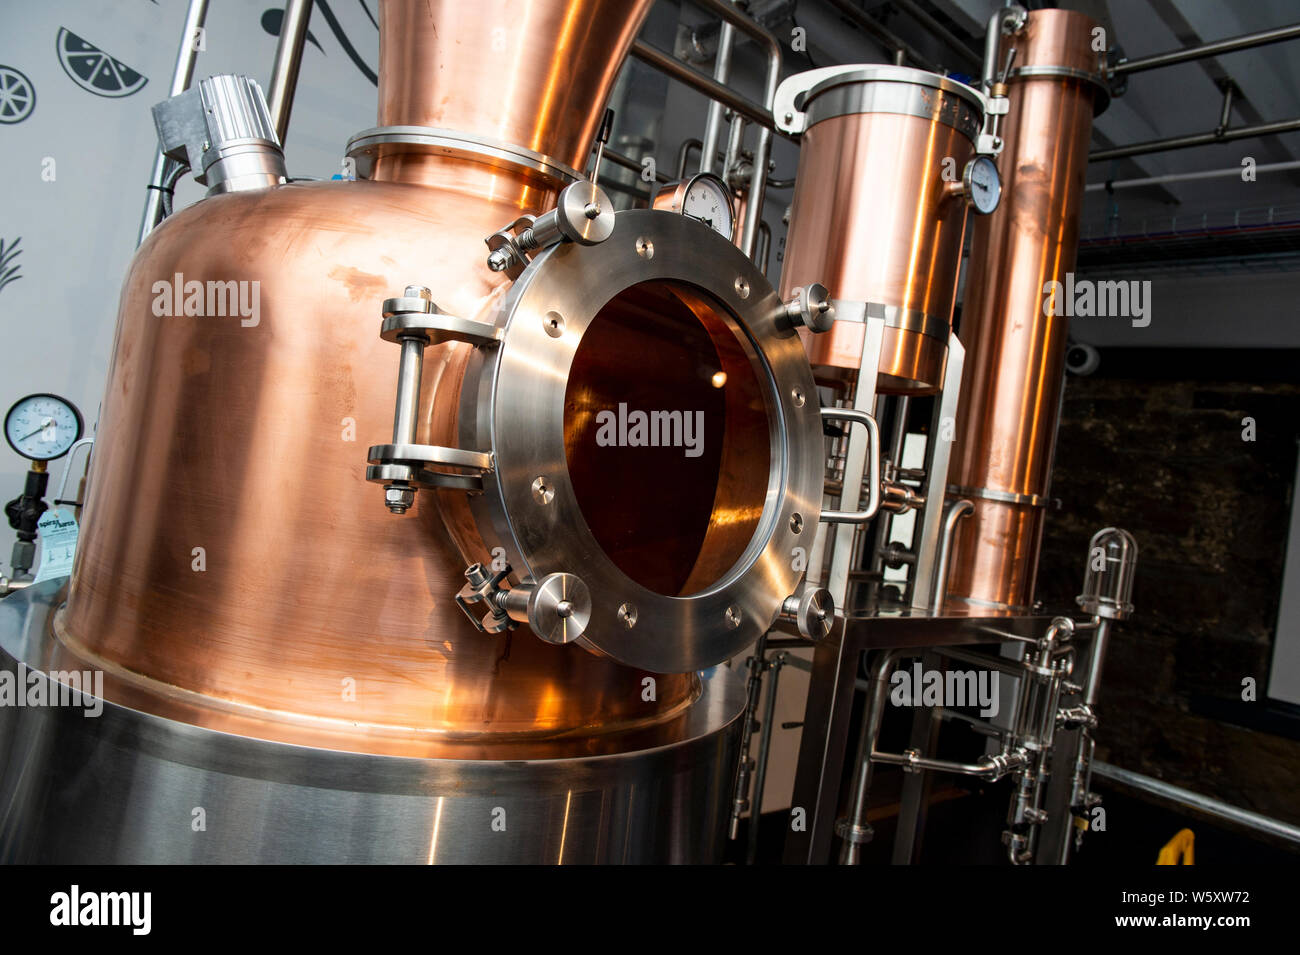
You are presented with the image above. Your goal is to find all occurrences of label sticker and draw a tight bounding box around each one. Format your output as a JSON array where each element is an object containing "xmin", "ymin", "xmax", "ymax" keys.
[{"xmin": 33, "ymin": 507, "xmax": 78, "ymax": 583}]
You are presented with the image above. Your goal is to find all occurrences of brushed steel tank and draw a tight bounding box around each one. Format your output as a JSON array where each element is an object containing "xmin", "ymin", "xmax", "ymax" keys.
[
  {"xmin": 2, "ymin": 581, "xmax": 742, "ymax": 864},
  {"xmin": 0, "ymin": 0, "xmax": 751, "ymax": 862},
  {"xmin": 775, "ymin": 66, "xmax": 985, "ymax": 394},
  {"xmin": 945, "ymin": 9, "xmax": 1108, "ymax": 613}
]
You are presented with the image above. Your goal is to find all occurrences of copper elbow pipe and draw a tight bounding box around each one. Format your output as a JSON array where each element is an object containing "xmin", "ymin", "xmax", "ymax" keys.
[{"xmin": 945, "ymin": 9, "xmax": 1107, "ymax": 613}]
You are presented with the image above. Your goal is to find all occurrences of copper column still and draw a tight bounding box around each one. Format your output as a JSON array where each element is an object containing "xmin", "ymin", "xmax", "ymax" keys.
[
  {"xmin": 777, "ymin": 66, "xmax": 986, "ymax": 394},
  {"xmin": 56, "ymin": 0, "xmax": 707, "ymax": 759},
  {"xmin": 944, "ymin": 9, "xmax": 1109, "ymax": 613}
]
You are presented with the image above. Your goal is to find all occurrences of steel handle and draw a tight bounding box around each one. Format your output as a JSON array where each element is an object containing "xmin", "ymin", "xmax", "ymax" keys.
[{"xmin": 819, "ymin": 406, "xmax": 881, "ymax": 524}]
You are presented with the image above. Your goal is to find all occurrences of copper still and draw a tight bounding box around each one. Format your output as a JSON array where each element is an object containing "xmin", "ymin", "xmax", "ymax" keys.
[
  {"xmin": 944, "ymin": 9, "xmax": 1109, "ymax": 613},
  {"xmin": 58, "ymin": 0, "xmax": 698, "ymax": 758},
  {"xmin": 775, "ymin": 66, "xmax": 987, "ymax": 394},
  {"xmin": 0, "ymin": 0, "xmax": 838, "ymax": 863}
]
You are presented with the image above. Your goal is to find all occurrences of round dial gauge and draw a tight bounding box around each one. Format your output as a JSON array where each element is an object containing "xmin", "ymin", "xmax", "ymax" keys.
[
  {"xmin": 963, "ymin": 156, "xmax": 1002, "ymax": 215},
  {"xmin": 681, "ymin": 173, "xmax": 735, "ymax": 238},
  {"xmin": 653, "ymin": 172, "xmax": 736, "ymax": 239},
  {"xmin": 4, "ymin": 393, "xmax": 84, "ymax": 461}
]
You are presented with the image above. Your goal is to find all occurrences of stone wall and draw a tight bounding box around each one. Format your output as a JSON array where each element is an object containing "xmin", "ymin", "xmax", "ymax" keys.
[{"xmin": 1036, "ymin": 351, "xmax": 1300, "ymax": 826}]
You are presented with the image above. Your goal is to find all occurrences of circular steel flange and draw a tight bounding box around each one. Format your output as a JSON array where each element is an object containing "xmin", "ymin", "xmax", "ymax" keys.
[
  {"xmin": 775, "ymin": 64, "xmax": 985, "ymax": 140},
  {"xmin": 459, "ymin": 210, "xmax": 825, "ymax": 672}
]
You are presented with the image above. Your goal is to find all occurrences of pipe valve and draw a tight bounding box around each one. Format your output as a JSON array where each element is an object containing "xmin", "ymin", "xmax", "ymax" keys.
[
  {"xmin": 486, "ymin": 181, "xmax": 616, "ymax": 279},
  {"xmin": 456, "ymin": 563, "xmax": 592, "ymax": 644}
]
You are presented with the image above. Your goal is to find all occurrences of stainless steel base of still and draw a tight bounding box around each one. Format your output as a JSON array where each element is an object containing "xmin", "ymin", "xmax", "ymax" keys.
[{"xmin": 0, "ymin": 582, "xmax": 744, "ymax": 863}]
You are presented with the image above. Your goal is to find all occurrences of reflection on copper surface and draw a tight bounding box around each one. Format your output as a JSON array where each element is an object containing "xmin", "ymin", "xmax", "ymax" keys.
[
  {"xmin": 378, "ymin": 0, "xmax": 651, "ymax": 173},
  {"xmin": 945, "ymin": 9, "xmax": 1102, "ymax": 613},
  {"xmin": 781, "ymin": 106, "xmax": 974, "ymax": 394},
  {"xmin": 563, "ymin": 281, "xmax": 772, "ymax": 597},
  {"xmin": 58, "ymin": 0, "xmax": 701, "ymax": 758}
]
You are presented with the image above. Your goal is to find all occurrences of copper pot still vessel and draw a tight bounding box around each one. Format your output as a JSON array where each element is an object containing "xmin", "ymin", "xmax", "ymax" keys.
[
  {"xmin": 944, "ymin": 8, "xmax": 1109, "ymax": 614},
  {"xmin": 0, "ymin": 0, "xmax": 810, "ymax": 864},
  {"xmin": 775, "ymin": 66, "xmax": 988, "ymax": 394}
]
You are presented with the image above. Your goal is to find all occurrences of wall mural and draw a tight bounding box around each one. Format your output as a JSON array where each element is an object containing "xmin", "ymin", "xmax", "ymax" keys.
[
  {"xmin": 56, "ymin": 28, "xmax": 148, "ymax": 98},
  {"xmin": 0, "ymin": 238, "xmax": 22, "ymax": 295},
  {"xmin": 262, "ymin": 0, "xmax": 378, "ymax": 86},
  {"xmin": 0, "ymin": 66, "xmax": 36, "ymax": 124}
]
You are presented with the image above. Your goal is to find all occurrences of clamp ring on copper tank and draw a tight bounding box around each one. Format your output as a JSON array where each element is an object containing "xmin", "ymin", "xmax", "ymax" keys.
[
  {"xmin": 832, "ymin": 300, "xmax": 950, "ymax": 342},
  {"xmin": 345, "ymin": 125, "xmax": 585, "ymax": 183},
  {"xmin": 946, "ymin": 483, "xmax": 1055, "ymax": 509},
  {"xmin": 1007, "ymin": 65, "xmax": 1111, "ymax": 114}
]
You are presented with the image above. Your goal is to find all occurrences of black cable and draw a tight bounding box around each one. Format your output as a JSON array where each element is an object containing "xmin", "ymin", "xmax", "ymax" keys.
[{"xmin": 159, "ymin": 159, "xmax": 188, "ymax": 218}]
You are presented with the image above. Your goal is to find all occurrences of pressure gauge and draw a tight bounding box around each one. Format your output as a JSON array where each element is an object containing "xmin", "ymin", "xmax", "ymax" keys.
[
  {"xmin": 962, "ymin": 156, "xmax": 1002, "ymax": 215},
  {"xmin": 4, "ymin": 393, "xmax": 84, "ymax": 462},
  {"xmin": 652, "ymin": 172, "xmax": 736, "ymax": 239}
]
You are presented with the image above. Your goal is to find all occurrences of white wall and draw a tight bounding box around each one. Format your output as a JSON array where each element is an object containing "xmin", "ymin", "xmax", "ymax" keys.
[{"xmin": 0, "ymin": 0, "xmax": 377, "ymax": 570}]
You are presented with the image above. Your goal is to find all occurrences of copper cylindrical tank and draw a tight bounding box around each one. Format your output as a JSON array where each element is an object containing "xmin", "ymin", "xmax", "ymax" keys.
[
  {"xmin": 55, "ymin": 0, "xmax": 708, "ymax": 759},
  {"xmin": 778, "ymin": 66, "xmax": 984, "ymax": 394},
  {"xmin": 944, "ymin": 9, "xmax": 1107, "ymax": 613}
]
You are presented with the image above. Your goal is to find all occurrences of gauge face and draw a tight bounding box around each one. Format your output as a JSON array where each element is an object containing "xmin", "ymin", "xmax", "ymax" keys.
[
  {"xmin": 964, "ymin": 156, "xmax": 1002, "ymax": 215},
  {"xmin": 4, "ymin": 393, "xmax": 83, "ymax": 461},
  {"xmin": 681, "ymin": 174, "xmax": 735, "ymax": 238}
]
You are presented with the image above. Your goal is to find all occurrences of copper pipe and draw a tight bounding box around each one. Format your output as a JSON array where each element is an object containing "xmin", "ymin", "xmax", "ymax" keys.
[
  {"xmin": 945, "ymin": 9, "xmax": 1104, "ymax": 613},
  {"xmin": 378, "ymin": 0, "xmax": 648, "ymax": 174},
  {"xmin": 61, "ymin": 0, "xmax": 704, "ymax": 760}
]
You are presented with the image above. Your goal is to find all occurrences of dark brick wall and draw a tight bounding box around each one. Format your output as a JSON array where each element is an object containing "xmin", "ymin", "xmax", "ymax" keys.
[{"xmin": 1035, "ymin": 362, "xmax": 1300, "ymax": 826}]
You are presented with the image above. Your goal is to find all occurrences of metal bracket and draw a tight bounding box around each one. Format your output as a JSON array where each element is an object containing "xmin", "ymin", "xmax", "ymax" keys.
[
  {"xmin": 909, "ymin": 332, "xmax": 965, "ymax": 613},
  {"xmin": 366, "ymin": 286, "xmax": 495, "ymax": 510},
  {"xmin": 380, "ymin": 293, "xmax": 502, "ymax": 346},
  {"xmin": 819, "ymin": 407, "xmax": 881, "ymax": 524}
]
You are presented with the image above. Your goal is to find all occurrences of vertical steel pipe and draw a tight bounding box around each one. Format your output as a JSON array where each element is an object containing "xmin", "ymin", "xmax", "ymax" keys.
[
  {"xmin": 699, "ymin": 21, "xmax": 736, "ymax": 175},
  {"xmin": 138, "ymin": 0, "xmax": 209, "ymax": 244},
  {"xmin": 692, "ymin": 0, "xmax": 780, "ymax": 258},
  {"xmin": 746, "ymin": 651, "xmax": 785, "ymax": 864},
  {"xmin": 266, "ymin": 0, "xmax": 314, "ymax": 145}
]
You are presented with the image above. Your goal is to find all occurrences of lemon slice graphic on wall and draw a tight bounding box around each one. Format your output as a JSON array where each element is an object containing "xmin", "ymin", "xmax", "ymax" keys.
[
  {"xmin": 56, "ymin": 28, "xmax": 148, "ymax": 98},
  {"xmin": 0, "ymin": 66, "xmax": 36, "ymax": 123}
]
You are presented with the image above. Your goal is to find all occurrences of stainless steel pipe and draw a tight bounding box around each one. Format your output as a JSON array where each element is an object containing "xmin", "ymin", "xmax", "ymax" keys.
[
  {"xmin": 1091, "ymin": 761, "xmax": 1300, "ymax": 847},
  {"xmin": 138, "ymin": 0, "xmax": 209, "ymax": 243},
  {"xmin": 629, "ymin": 40, "xmax": 775, "ymax": 132},
  {"xmin": 1111, "ymin": 22, "xmax": 1300, "ymax": 76},
  {"xmin": 699, "ymin": 18, "xmax": 736, "ymax": 175},
  {"xmin": 1090, "ymin": 116, "xmax": 1300, "ymax": 162},
  {"xmin": 266, "ymin": 0, "xmax": 314, "ymax": 144}
]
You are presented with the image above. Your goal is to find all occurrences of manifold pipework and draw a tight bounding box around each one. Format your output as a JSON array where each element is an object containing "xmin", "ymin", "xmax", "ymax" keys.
[{"xmin": 833, "ymin": 527, "xmax": 1137, "ymax": 865}]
